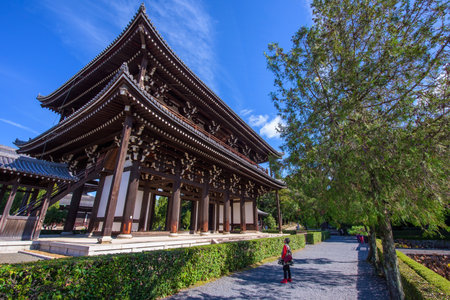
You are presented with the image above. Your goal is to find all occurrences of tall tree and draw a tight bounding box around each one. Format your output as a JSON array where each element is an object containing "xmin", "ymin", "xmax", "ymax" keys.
[{"xmin": 266, "ymin": 1, "xmax": 449, "ymax": 299}]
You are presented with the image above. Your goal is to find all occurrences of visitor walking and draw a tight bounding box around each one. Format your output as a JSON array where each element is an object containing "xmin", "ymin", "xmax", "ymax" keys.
[{"xmin": 280, "ymin": 237, "xmax": 293, "ymax": 283}]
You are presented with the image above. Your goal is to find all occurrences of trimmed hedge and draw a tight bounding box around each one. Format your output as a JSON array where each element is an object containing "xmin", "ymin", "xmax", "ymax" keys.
[
  {"xmin": 0, "ymin": 234, "xmax": 305, "ymax": 299},
  {"xmin": 376, "ymin": 240, "xmax": 449, "ymax": 300},
  {"xmin": 306, "ymin": 231, "xmax": 330, "ymax": 244},
  {"xmin": 262, "ymin": 229, "xmax": 298, "ymax": 235}
]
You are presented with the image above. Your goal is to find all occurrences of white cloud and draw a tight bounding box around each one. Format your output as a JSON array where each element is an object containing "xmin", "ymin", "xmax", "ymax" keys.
[
  {"xmin": 240, "ymin": 109, "xmax": 253, "ymax": 116},
  {"xmin": 249, "ymin": 114, "xmax": 269, "ymax": 127},
  {"xmin": 39, "ymin": 0, "xmax": 218, "ymax": 91},
  {"xmin": 260, "ymin": 116, "xmax": 285, "ymax": 139},
  {"xmin": 148, "ymin": 0, "xmax": 218, "ymax": 92},
  {"xmin": 0, "ymin": 118, "xmax": 38, "ymax": 135}
]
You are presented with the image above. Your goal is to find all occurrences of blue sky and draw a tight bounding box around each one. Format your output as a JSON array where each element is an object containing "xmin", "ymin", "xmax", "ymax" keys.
[{"xmin": 0, "ymin": 0, "xmax": 312, "ymax": 154}]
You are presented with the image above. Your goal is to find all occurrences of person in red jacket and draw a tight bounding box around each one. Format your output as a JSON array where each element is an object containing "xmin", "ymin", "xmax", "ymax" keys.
[{"xmin": 280, "ymin": 237, "xmax": 293, "ymax": 283}]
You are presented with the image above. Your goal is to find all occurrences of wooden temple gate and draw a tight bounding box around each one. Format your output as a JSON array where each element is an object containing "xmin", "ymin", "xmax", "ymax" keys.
[{"xmin": 4, "ymin": 4, "xmax": 285, "ymax": 242}]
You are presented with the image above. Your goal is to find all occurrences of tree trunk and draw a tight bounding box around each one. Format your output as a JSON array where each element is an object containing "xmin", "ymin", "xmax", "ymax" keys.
[{"xmin": 378, "ymin": 209, "xmax": 404, "ymax": 300}]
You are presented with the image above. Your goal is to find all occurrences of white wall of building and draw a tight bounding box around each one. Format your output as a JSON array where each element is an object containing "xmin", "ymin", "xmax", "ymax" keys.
[{"xmin": 97, "ymin": 175, "xmax": 113, "ymax": 218}]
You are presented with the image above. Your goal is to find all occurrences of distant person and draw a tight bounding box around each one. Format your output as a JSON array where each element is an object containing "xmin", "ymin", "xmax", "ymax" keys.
[{"xmin": 280, "ymin": 237, "xmax": 293, "ymax": 283}]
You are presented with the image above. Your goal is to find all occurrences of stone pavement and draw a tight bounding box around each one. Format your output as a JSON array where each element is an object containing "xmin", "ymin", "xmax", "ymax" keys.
[
  {"xmin": 0, "ymin": 253, "xmax": 42, "ymax": 264},
  {"xmin": 168, "ymin": 236, "xmax": 389, "ymax": 300}
]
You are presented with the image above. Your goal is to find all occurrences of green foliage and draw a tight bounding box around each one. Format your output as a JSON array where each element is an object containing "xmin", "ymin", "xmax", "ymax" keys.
[
  {"xmin": 0, "ymin": 235, "xmax": 306, "ymax": 299},
  {"xmin": 152, "ymin": 196, "xmax": 168, "ymax": 230},
  {"xmin": 376, "ymin": 240, "xmax": 449, "ymax": 299},
  {"xmin": 44, "ymin": 203, "xmax": 67, "ymax": 227},
  {"xmin": 348, "ymin": 226, "xmax": 368, "ymax": 236},
  {"xmin": 397, "ymin": 251, "xmax": 450, "ymax": 296},
  {"xmin": 306, "ymin": 231, "xmax": 322, "ymax": 244},
  {"xmin": 393, "ymin": 229, "xmax": 450, "ymax": 241},
  {"xmin": 265, "ymin": 214, "xmax": 277, "ymax": 229}
]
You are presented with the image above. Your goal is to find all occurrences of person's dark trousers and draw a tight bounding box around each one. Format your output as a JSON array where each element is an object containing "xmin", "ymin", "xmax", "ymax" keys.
[{"xmin": 283, "ymin": 265, "xmax": 291, "ymax": 279}]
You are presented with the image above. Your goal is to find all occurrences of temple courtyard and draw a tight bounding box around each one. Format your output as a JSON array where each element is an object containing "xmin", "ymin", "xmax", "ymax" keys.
[{"xmin": 168, "ymin": 236, "xmax": 389, "ymax": 300}]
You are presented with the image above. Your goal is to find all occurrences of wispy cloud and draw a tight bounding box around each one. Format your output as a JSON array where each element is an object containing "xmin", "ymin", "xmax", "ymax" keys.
[
  {"xmin": 303, "ymin": 0, "xmax": 313, "ymax": 19},
  {"xmin": 260, "ymin": 116, "xmax": 285, "ymax": 139},
  {"xmin": 148, "ymin": 0, "xmax": 217, "ymax": 92},
  {"xmin": 240, "ymin": 109, "xmax": 253, "ymax": 116},
  {"xmin": 39, "ymin": 0, "xmax": 218, "ymax": 92},
  {"xmin": 0, "ymin": 118, "xmax": 39, "ymax": 135},
  {"xmin": 249, "ymin": 114, "xmax": 269, "ymax": 127}
]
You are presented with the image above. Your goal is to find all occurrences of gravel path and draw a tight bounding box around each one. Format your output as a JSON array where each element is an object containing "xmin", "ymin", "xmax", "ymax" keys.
[
  {"xmin": 0, "ymin": 253, "xmax": 42, "ymax": 264},
  {"xmin": 168, "ymin": 236, "xmax": 389, "ymax": 300}
]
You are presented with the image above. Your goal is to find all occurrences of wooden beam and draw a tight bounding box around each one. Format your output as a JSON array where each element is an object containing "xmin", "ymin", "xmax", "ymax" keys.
[
  {"xmin": 100, "ymin": 114, "xmax": 133, "ymax": 242},
  {"xmin": 240, "ymin": 195, "xmax": 246, "ymax": 232},
  {"xmin": 88, "ymin": 174, "xmax": 106, "ymax": 234},
  {"xmin": 119, "ymin": 160, "xmax": 140, "ymax": 238},
  {"xmin": 138, "ymin": 181, "xmax": 151, "ymax": 231},
  {"xmin": 63, "ymin": 184, "xmax": 84, "ymax": 233},
  {"xmin": 31, "ymin": 185, "xmax": 53, "ymax": 240},
  {"xmin": 199, "ymin": 182, "xmax": 210, "ymax": 234},
  {"xmin": 0, "ymin": 180, "xmax": 20, "ymax": 232},
  {"xmin": 223, "ymin": 190, "xmax": 230, "ymax": 234},
  {"xmin": 146, "ymin": 193, "xmax": 156, "ymax": 231},
  {"xmin": 169, "ymin": 173, "xmax": 181, "ymax": 235}
]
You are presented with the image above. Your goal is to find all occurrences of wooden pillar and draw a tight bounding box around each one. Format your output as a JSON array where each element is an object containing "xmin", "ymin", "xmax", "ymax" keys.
[
  {"xmin": 253, "ymin": 198, "xmax": 258, "ymax": 231},
  {"xmin": 215, "ymin": 202, "xmax": 220, "ymax": 232},
  {"xmin": 190, "ymin": 200, "xmax": 198, "ymax": 233},
  {"xmin": 32, "ymin": 185, "xmax": 53, "ymax": 240},
  {"xmin": 88, "ymin": 174, "xmax": 107, "ymax": 235},
  {"xmin": 211, "ymin": 202, "xmax": 217, "ymax": 232},
  {"xmin": 138, "ymin": 182, "xmax": 151, "ymax": 231},
  {"xmin": 20, "ymin": 188, "xmax": 31, "ymax": 210},
  {"xmin": 230, "ymin": 199, "xmax": 234, "ymax": 231},
  {"xmin": 100, "ymin": 114, "xmax": 133, "ymax": 243},
  {"xmin": 240, "ymin": 195, "xmax": 246, "ymax": 233},
  {"xmin": 146, "ymin": 194, "xmax": 156, "ymax": 231},
  {"xmin": 276, "ymin": 190, "xmax": 282, "ymax": 233},
  {"xmin": 0, "ymin": 184, "xmax": 7, "ymax": 205},
  {"xmin": 0, "ymin": 181, "xmax": 20, "ymax": 232},
  {"xmin": 199, "ymin": 183, "xmax": 210, "ymax": 234},
  {"xmin": 169, "ymin": 174, "xmax": 181, "ymax": 236},
  {"xmin": 62, "ymin": 184, "xmax": 84, "ymax": 234},
  {"xmin": 223, "ymin": 191, "xmax": 230, "ymax": 234},
  {"xmin": 119, "ymin": 160, "xmax": 140, "ymax": 238}
]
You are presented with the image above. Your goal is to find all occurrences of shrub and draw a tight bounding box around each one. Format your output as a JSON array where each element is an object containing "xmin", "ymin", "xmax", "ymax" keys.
[
  {"xmin": 306, "ymin": 231, "xmax": 322, "ymax": 244},
  {"xmin": 376, "ymin": 240, "xmax": 450, "ymax": 299},
  {"xmin": 0, "ymin": 235, "xmax": 305, "ymax": 299}
]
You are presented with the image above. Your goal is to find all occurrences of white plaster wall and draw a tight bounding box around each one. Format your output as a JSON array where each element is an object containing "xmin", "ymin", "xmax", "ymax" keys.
[
  {"xmin": 112, "ymin": 222, "xmax": 121, "ymax": 232},
  {"xmin": 132, "ymin": 223, "xmax": 139, "ymax": 231},
  {"xmin": 124, "ymin": 159, "xmax": 132, "ymax": 168},
  {"xmin": 233, "ymin": 202, "xmax": 240, "ymax": 224},
  {"xmin": 245, "ymin": 202, "xmax": 253, "ymax": 223},
  {"xmin": 219, "ymin": 204, "xmax": 223, "ymax": 223},
  {"xmin": 133, "ymin": 190, "xmax": 144, "ymax": 222},
  {"xmin": 97, "ymin": 175, "xmax": 113, "ymax": 218},
  {"xmin": 114, "ymin": 171, "xmax": 130, "ymax": 217}
]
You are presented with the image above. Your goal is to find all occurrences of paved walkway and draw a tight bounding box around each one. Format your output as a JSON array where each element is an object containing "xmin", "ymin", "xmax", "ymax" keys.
[{"xmin": 169, "ymin": 236, "xmax": 389, "ymax": 300}]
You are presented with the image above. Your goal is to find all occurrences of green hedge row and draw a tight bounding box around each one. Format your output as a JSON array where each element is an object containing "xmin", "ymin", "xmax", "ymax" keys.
[
  {"xmin": 0, "ymin": 234, "xmax": 305, "ymax": 299},
  {"xmin": 261, "ymin": 229, "xmax": 298, "ymax": 235},
  {"xmin": 306, "ymin": 231, "xmax": 330, "ymax": 244},
  {"xmin": 376, "ymin": 240, "xmax": 449, "ymax": 299}
]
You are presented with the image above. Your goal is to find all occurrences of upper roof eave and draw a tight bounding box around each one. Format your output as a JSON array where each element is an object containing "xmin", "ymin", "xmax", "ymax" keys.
[{"xmin": 36, "ymin": 4, "xmax": 282, "ymax": 158}]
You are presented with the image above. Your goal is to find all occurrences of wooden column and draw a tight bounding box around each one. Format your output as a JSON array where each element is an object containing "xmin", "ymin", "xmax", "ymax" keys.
[
  {"xmin": 166, "ymin": 194, "xmax": 173, "ymax": 231},
  {"xmin": 32, "ymin": 185, "xmax": 53, "ymax": 240},
  {"xmin": 230, "ymin": 199, "xmax": 234, "ymax": 231},
  {"xmin": 0, "ymin": 181, "xmax": 19, "ymax": 232},
  {"xmin": 88, "ymin": 174, "xmax": 107, "ymax": 235},
  {"xmin": 62, "ymin": 184, "xmax": 84, "ymax": 234},
  {"xmin": 240, "ymin": 195, "xmax": 246, "ymax": 233},
  {"xmin": 276, "ymin": 190, "xmax": 282, "ymax": 233},
  {"xmin": 146, "ymin": 194, "xmax": 156, "ymax": 231},
  {"xmin": 211, "ymin": 202, "xmax": 217, "ymax": 232},
  {"xmin": 253, "ymin": 198, "xmax": 258, "ymax": 231},
  {"xmin": 199, "ymin": 183, "xmax": 210, "ymax": 234},
  {"xmin": 215, "ymin": 203, "xmax": 220, "ymax": 232},
  {"xmin": 0, "ymin": 184, "xmax": 7, "ymax": 205},
  {"xmin": 169, "ymin": 174, "xmax": 181, "ymax": 236},
  {"xmin": 20, "ymin": 188, "xmax": 31, "ymax": 210},
  {"xmin": 138, "ymin": 182, "xmax": 151, "ymax": 231},
  {"xmin": 100, "ymin": 114, "xmax": 133, "ymax": 243},
  {"xmin": 190, "ymin": 200, "xmax": 198, "ymax": 233},
  {"xmin": 119, "ymin": 160, "xmax": 140, "ymax": 238},
  {"xmin": 223, "ymin": 191, "xmax": 230, "ymax": 234}
]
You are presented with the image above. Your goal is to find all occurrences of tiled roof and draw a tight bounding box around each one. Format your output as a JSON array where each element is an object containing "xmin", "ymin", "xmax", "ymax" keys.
[{"xmin": 0, "ymin": 145, "xmax": 76, "ymax": 181}]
